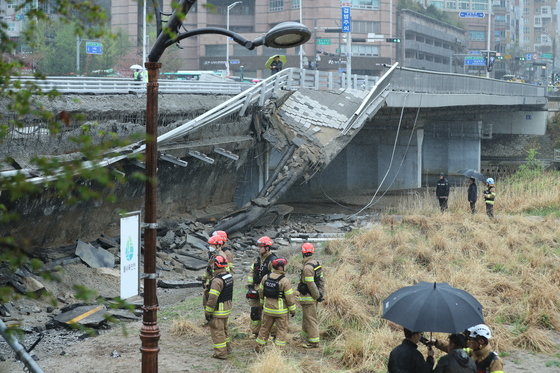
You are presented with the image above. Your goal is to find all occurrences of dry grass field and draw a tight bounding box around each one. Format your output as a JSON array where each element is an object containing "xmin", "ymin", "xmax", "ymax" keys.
[{"xmin": 244, "ymin": 170, "xmax": 560, "ymax": 372}]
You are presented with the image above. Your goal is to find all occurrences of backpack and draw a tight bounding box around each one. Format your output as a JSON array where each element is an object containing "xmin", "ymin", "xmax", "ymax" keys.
[{"xmin": 263, "ymin": 274, "xmax": 285, "ymax": 299}]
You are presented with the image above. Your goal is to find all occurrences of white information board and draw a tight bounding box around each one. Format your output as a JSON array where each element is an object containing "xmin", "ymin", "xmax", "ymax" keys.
[{"xmin": 120, "ymin": 212, "xmax": 140, "ymax": 299}]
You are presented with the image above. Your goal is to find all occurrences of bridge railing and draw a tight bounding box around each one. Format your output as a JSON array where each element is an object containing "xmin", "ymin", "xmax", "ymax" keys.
[
  {"xmin": 391, "ymin": 66, "xmax": 545, "ymax": 96},
  {"xmin": 11, "ymin": 76, "xmax": 254, "ymax": 94}
]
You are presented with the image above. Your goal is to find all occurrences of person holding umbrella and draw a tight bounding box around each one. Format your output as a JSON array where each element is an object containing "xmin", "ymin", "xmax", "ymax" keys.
[
  {"xmin": 388, "ymin": 328, "xmax": 435, "ymax": 373},
  {"xmin": 468, "ymin": 177, "xmax": 477, "ymax": 214},
  {"xmin": 433, "ymin": 333, "xmax": 476, "ymax": 373},
  {"xmin": 269, "ymin": 55, "xmax": 283, "ymax": 75}
]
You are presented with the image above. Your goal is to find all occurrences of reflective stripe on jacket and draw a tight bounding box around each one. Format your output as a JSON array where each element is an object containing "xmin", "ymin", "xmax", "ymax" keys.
[
  {"xmin": 258, "ymin": 269, "xmax": 296, "ymax": 316},
  {"xmin": 298, "ymin": 257, "xmax": 322, "ymax": 303},
  {"xmin": 204, "ymin": 269, "xmax": 233, "ymax": 318}
]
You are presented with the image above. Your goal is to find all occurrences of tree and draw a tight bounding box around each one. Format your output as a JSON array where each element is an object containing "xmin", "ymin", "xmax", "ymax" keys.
[{"xmin": 0, "ymin": 0, "xmax": 143, "ymax": 307}]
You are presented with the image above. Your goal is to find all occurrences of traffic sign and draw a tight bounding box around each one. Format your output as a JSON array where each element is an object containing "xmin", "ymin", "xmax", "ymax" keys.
[
  {"xmin": 541, "ymin": 53, "xmax": 553, "ymax": 59},
  {"xmin": 525, "ymin": 53, "xmax": 533, "ymax": 60},
  {"xmin": 459, "ymin": 12, "xmax": 485, "ymax": 18},
  {"xmin": 85, "ymin": 41, "xmax": 103, "ymax": 55},
  {"xmin": 341, "ymin": 6, "xmax": 351, "ymax": 33},
  {"xmin": 317, "ymin": 38, "xmax": 332, "ymax": 45},
  {"xmin": 464, "ymin": 56, "xmax": 486, "ymax": 66}
]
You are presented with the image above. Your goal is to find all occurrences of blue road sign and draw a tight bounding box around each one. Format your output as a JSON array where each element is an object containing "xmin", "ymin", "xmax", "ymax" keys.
[
  {"xmin": 459, "ymin": 11, "xmax": 485, "ymax": 18},
  {"xmin": 464, "ymin": 56, "xmax": 486, "ymax": 66},
  {"xmin": 85, "ymin": 41, "xmax": 103, "ymax": 55},
  {"xmin": 341, "ymin": 7, "xmax": 351, "ymax": 32},
  {"xmin": 525, "ymin": 53, "xmax": 533, "ymax": 60}
]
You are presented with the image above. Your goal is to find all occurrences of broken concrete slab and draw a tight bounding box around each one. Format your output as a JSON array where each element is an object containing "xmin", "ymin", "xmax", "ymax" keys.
[
  {"xmin": 53, "ymin": 304, "xmax": 108, "ymax": 328},
  {"xmin": 173, "ymin": 254, "xmax": 208, "ymax": 271},
  {"xmin": 97, "ymin": 235, "xmax": 119, "ymax": 250},
  {"xmin": 75, "ymin": 240, "xmax": 115, "ymax": 268},
  {"xmin": 20, "ymin": 276, "xmax": 46, "ymax": 293},
  {"xmin": 157, "ymin": 280, "xmax": 202, "ymax": 289},
  {"xmin": 186, "ymin": 234, "xmax": 208, "ymax": 251},
  {"xmin": 107, "ymin": 309, "xmax": 139, "ymax": 321}
]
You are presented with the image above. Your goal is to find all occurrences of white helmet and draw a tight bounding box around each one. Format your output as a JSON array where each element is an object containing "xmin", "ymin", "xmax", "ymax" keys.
[
  {"xmin": 468, "ymin": 324, "xmax": 492, "ymax": 340},
  {"xmin": 486, "ymin": 178, "xmax": 495, "ymax": 185}
]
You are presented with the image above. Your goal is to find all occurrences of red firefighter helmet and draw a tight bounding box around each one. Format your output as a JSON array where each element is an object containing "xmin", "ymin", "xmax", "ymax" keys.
[
  {"xmin": 271, "ymin": 257, "xmax": 288, "ymax": 269},
  {"xmin": 301, "ymin": 242, "xmax": 315, "ymax": 254},
  {"xmin": 213, "ymin": 255, "xmax": 228, "ymax": 268},
  {"xmin": 212, "ymin": 230, "xmax": 228, "ymax": 241},
  {"xmin": 208, "ymin": 235, "xmax": 225, "ymax": 246},
  {"xmin": 257, "ymin": 236, "xmax": 273, "ymax": 247}
]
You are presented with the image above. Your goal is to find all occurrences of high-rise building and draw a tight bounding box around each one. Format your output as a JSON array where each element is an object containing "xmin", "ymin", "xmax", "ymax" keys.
[{"xmin": 112, "ymin": 0, "xmax": 407, "ymax": 77}]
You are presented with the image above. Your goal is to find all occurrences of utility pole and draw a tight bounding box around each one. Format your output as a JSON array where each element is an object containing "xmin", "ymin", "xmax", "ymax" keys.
[{"xmin": 486, "ymin": 4, "xmax": 491, "ymax": 78}]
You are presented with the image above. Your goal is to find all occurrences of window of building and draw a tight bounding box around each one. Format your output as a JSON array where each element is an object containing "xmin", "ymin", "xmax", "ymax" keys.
[
  {"xmin": 341, "ymin": 44, "xmax": 380, "ymax": 56},
  {"xmin": 431, "ymin": 1, "xmax": 444, "ymax": 8},
  {"xmin": 269, "ymin": 0, "xmax": 283, "ymax": 12},
  {"xmin": 495, "ymin": 15, "xmax": 506, "ymax": 21},
  {"xmin": 472, "ymin": 3, "xmax": 486, "ymax": 10},
  {"xmin": 262, "ymin": 47, "xmax": 287, "ymax": 56},
  {"xmin": 350, "ymin": 20, "xmax": 380, "ymax": 33},
  {"xmin": 469, "ymin": 31, "xmax": 485, "ymax": 40},
  {"xmin": 459, "ymin": 2, "xmax": 470, "ymax": 9},
  {"xmin": 233, "ymin": 44, "xmax": 257, "ymax": 56},
  {"xmin": 446, "ymin": 2, "xmax": 456, "ymax": 8},
  {"xmin": 7, "ymin": 0, "xmax": 16, "ymax": 8},
  {"xmin": 351, "ymin": 0, "xmax": 379, "ymax": 9},
  {"xmin": 206, "ymin": 44, "xmax": 226, "ymax": 57},
  {"xmin": 535, "ymin": 17, "xmax": 541, "ymax": 25},
  {"xmin": 8, "ymin": 22, "xmax": 16, "ymax": 31},
  {"xmin": 541, "ymin": 7, "xmax": 549, "ymax": 14},
  {"xmin": 291, "ymin": 0, "xmax": 300, "ymax": 9},
  {"xmin": 230, "ymin": 25, "xmax": 254, "ymax": 33},
  {"xmin": 523, "ymin": 26, "xmax": 529, "ymax": 33},
  {"xmin": 523, "ymin": 7, "xmax": 529, "ymax": 15}
]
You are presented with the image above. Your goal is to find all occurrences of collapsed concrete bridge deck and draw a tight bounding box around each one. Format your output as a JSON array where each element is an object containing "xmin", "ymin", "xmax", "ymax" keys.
[{"xmin": 1, "ymin": 65, "xmax": 548, "ymax": 248}]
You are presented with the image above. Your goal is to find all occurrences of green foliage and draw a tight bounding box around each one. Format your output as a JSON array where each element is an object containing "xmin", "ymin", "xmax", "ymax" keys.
[{"xmin": 512, "ymin": 148, "xmax": 545, "ymax": 181}]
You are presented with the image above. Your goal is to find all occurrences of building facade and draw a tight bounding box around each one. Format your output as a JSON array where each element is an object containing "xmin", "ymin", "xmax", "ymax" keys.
[
  {"xmin": 111, "ymin": 0, "xmax": 401, "ymax": 78},
  {"xmin": 397, "ymin": 9, "xmax": 466, "ymax": 72}
]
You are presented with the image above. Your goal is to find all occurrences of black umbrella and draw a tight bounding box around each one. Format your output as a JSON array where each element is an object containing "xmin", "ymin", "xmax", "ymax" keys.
[
  {"xmin": 457, "ymin": 169, "xmax": 486, "ymax": 182},
  {"xmin": 382, "ymin": 282, "xmax": 484, "ymax": 333}
]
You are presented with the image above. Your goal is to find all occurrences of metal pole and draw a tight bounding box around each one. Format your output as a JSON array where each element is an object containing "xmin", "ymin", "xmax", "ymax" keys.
[
  {"xmin": 346, "ymin": 31, "xmax": 351, "ymax": 88},
  {"xmin": 140, "ymin": 60, "xmax": 162, "ymax": 373},
  {"xmin": 0, "ymin": 320, "xmax": 44, "ymax": 373},
  {"xmin": 142, "ymin": 0, "xmax": 147, "ymax": 65},
  {"xmin": 486, "ymin": 5, "xmax": 491, "ymax": 78},
  {"xmin": 299, "ymin": 0, "xmax": 303, "ymax": 69},
  {"xmin": 76, "ymin": 36, "xmax": 80, "ymax": 75},
  {"xmin": 226, "ymin": 7, "xmax": 230, "ymax": 76}
]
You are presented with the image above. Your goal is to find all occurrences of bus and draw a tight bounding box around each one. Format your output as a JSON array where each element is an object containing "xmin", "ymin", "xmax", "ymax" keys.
[{"xmin": 161, "ymin": 70, "xmax": 228, "ymax": 81}]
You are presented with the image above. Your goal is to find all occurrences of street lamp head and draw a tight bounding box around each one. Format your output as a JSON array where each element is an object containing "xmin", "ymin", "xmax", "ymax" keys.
[
  {"xmin": 260, "ymin": 21, "xmax": 311, "ymax": 49},
  {"xmin": 228, "ymin": 1, "xmax": 242, "ymax": 10}
]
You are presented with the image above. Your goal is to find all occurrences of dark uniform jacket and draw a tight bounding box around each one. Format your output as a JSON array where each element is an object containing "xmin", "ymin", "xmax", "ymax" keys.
[
  {"xmin": 433, "ymin": 348, "xmax": 476, "ymax": 373},
  {"xmin": 388, "ymin": 339, "xmax": 434, "ymax": 373},
  {"xmin": 436, "ymin": 178, "xmax": 450, "ymax": 198},
  {"xmin": 468, "ymin": 183, "xmax": 477, "ymax": 202}
]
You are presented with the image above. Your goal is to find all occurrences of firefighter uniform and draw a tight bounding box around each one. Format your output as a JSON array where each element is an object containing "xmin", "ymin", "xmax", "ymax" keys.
[
  {"xmin": 202, "ymin": 248, "xmax": 227, "ymax": 310},
  {"xmin": 297, "ymin": 256, "xmax": 324, "ymax": 347},
  {"xmin": 255, "ymin": 268, "xmax": 296, "ymax": 349},
  {"xmin": 483, "ymin": 185, "xmax": 496, "ymax": 218},
  {"xmin": 247, "ymin": 250, "xmax": 277, "ymax": 335},
  {"xmin": 204, "ymin": 267, "xmax": 234, "ymax": 359},
  {"xmin": 472, "ymin": 344, "xmax": 504, "ymax": 373}
]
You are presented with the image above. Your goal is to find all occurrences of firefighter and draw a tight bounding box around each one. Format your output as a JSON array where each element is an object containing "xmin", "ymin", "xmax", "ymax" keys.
[
  {"xmin": 204, "ymin": 255, "xmax": 234, "ymax": 359},
  {"xmin": 202, "ymin": 235, "xmax": 228, "ymax": 318},
  {"xmin": 483, "ymin": 178, "xmax": 496, "ymax": 218},
  {"xmin": 255, "ymin": 257, "xmax": 296, "ymax": 352},
  {"xmin": 467, "ymin": 324, "xmax": 504, "ymax": 373},
  {"xmin": 246, "ymin": 236, "xmax": 277, "ymax": 336},
  {"xmin": 212, "ymin": 230, "xmax": 234, "ymax": 273},
  {"xmin": 297, "ymin": 242, "xmax": 325, "ymax": 348}
]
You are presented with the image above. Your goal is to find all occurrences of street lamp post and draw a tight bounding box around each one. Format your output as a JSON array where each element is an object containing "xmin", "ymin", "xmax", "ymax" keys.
[
  {"xmin": 226, "ymin": 1, "xmax": 242, "ymax": 77},
  {"xmin": 140, "ymin": 0, "xmax": 310, "ymax": 371}
]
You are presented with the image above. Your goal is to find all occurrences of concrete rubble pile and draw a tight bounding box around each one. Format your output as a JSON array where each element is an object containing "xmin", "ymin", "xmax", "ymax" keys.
[{"xmin": 0, "ymin": 211, "xmax": 377, "ymax": 364}]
